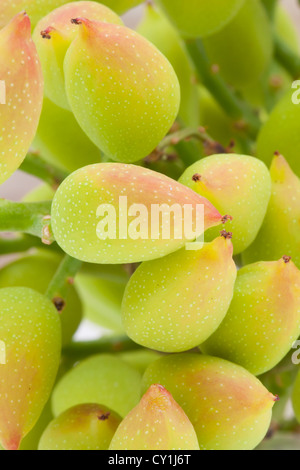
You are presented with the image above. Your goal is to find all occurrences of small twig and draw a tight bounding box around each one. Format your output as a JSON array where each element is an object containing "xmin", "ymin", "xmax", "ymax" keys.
[
  {"xmin": 184, "ymin": 39, "xmax": 261, "ymax": 139},
  {"xmin": 62, "ymin": 335, "xmax": 141, "ymax": 360},
  {"xmin": 20, "ymin": 152, "xmax": 69, "ymax": 189},
  {"xmin": 0, "ymin": 199, "xmax": 53, "ymax": 241},
  {"xmin": 46, "ymin": 255, "xmax": 82, "ymax": 310},
  {"xmin": 274, "ymin": 34, "xmax": 300, "ymax": 79}
]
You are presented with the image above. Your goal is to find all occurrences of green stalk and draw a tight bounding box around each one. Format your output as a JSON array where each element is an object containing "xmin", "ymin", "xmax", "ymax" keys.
[
  {"xmin": 274, "ymin": 34, "xmax": 300, "ymax": 79},
  {"xmin": 46, "ymin": 254, "xmax": 82, "ymax": 308},
  {"xmin": 0, "ymin": 199, "xmax": 52, "ymax": 240},
  {"xmin": 185, "ymin": 39, "xmax": 261, "ymax": 138},
  {"xmin": 62, "ymin": 335, "xmax": 141, "ymax": 360},
  {"xmin": 20, "ymin": 153, "xmax": 69, "ymax": 189}
]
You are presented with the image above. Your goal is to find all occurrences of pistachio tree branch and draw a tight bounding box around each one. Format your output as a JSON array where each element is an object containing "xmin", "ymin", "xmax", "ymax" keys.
[
  {"xmin": 0, "ymin": 199, "xmax": 53, "ymax": 242},
  {"xmin": 274, "ymin": 34, "xmax": 300, "ymax": 79},
  {"xmin": 46, "ymin": 254, "xmax": 82, "ymax": 310},
  {"xmin": 262, "ymin": 0, "xmax": 278, "ymax": 19},
  {"xmin": 185, "ymin": 39, "xmax": 261, "ymax": 138},
  {"xmin": 20, "ymin": 152, "xmax": 69, "ymax": 189},
  {"xmin": 0, "ymin": 234, "xmax": 59, "ymax": 255},
  {"xmin": 62, "ymin": 335, "xmax": 141, "ymax": 360}
]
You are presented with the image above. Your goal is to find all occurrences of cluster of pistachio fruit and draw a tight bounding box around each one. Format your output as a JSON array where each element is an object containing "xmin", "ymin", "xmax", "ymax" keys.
[{"xmin": 0, "ymin": 0, "xmax": 300, "ymax": 451}]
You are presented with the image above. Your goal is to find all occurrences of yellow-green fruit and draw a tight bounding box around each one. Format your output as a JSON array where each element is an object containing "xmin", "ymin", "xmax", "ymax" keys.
[
  {"xmin": 155, "ymin": 0, "xmax": 245, "ymax": 39},
  {"xmin": 202, "ymin": 258, "xmax": 300, "ymax": 376},
  {"xmin": 0, "ymin": 0, "xmax": 69, "ymax": 29},
  {"xmin": 257, "ymin": 88, "xmax": 300, "ymax": 177},
  {"xmin": 118, "ymin": 350, "xmax": 161, "ymax": 375},
  {"xmin": 75, "ymin": 273, "xmax": 125, "ymax": 333},
  {"xmin": 51, "ymin": 163, "xmax": 223, "ymax": 264},
  {"xmin": 110, "ymin": 384, "xmax": 200, "ymax": 450},
  {"xmin": 33, "ymin": 98, "xmax": 101, "ymax": 172},
  {"xmin": 33, "ymin": 1, "xmax": 123, "ymax": 110},
  {"xmin": 39, "ymin": 404, "xmax": 121, "ymax": 450},
  {"xmin": 0, "ymin": 252, "xmax": 82, "ymax": 346},
  {"xmin": 0, "ymin": 287, "xmax": 61, "ymax": 450},
  {"xmin": 64, "ymin": 19, "xmax": 180, "ymax": 163},
  {"xmin": 137, "ymin": 3, "xmax": 198, "ymax": 127},
  {"xmin": 0, "ymin": 13, "xmax": 43, "ymax": 185},
  {"xmin": 243, "ymin": 155, "xmax": 300, "ymax": 269},
  {"xmin": 52, "ymin": 354, "xmax": 142, "ymax": 418},
  {"xmin": 20, "ymin": 402, "xmax": 53, "ymax": 451},
  {"xmin": 23, "ymin": 183, "xmax": 55, "ymax": 203},
  {"xmin": 292, "ymin": 371, "xmax": 300, "ymax": 423},
  {"xmin": 275, "ymin": 4, "xmax": 300, "ymax": 54},
  {"xmin": 143, "ymin": 354, "xmax": 277, "ymax": 450},
  {"xmin": 122, "ymin": 235, "xmax": 237, "ymax": 352},
  {"xmin": 203, "ymin": 0, "xmax": 273, "ymax": 89},
  {"xmin": 179, "ymin": 154, "xmax": 272, "ymax": 254}
]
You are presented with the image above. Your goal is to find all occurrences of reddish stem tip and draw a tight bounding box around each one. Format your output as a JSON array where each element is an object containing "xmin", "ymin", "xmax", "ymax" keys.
[
  {"xmin": 40, "ymin": 27, "xmax": 55, "ymax": 39},
  {"xmin": 220, "ymin": 230, "xmax": 233, "ymax": 240},
  {"xmin": 192, "ymin": 173, "xmax": 201, "ymax": 182},
  {"xmin": 282, "ymin": 255, "xmax": 292, "ymax": 264},
  {"xmin": 71, "ymin": 18, "xmax": 83, "ymax": 25},
  {"xmin": 273, "ymin": 395, "xmax": 280, "ymax": 402},
  {"xmin": 98, "ymin": 412, "xmax": 110, "ymax": 421},
  {"xmin": 274, "ymin": 151, "xmax": 281, "ymax": 157},
  {"xmin": 53, "ymin": 297, "xmax": 66, "ymax": 312},
  {"xmin": 221, "ymin": 214, "xmax": 233, "ymax": 224}
]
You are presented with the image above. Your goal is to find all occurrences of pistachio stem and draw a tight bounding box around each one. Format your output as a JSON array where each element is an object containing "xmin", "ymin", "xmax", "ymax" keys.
[
  {"xmin": 46, "ymin": 254, "xmax": 82, "ymax": 308},
  {"xmin": 0, "ymin": 199, "xmax": 52, "ymax": 240},
  {"xmin": 184, "ymin": 39, "xmax": 261, "ymax": 138},
  {"xmin": 20, "ymin": 152, "xmax": 69, "ymax": 189},
  {"xmin": 62, "ymin": 335, "xmax": 141, "ymax": 360}
]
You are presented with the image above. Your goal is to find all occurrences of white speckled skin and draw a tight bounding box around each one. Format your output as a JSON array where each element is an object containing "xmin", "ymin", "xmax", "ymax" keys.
[
  {"xmin": 110, "ymin": 384, "xmax": 200, "ymax": 450},
  {"xmin": 122, "ymin": 236, "xmax": 237, "ymax": 352},
  {"xmin": 39, "ymin": 403, "xmax": 121, "ymax": 450},
  {"xmin": 202, "ymin": 258, "xmax": 300, "ymax": 376},
  {"xmin": 243, "ymin": 154, "xmax": 300, "ymax": 269},
  {"xmin": 179, "ymin": 154, "xmax": 272, "ymax": 255},
  {"xmin": 64, "ymin": 19, "xmax": 181, "ymax": 162},
  {"xmin": 155, "ymin": 0, "xmax": 245, "ymax": 38},
  {"xmin": 52, "ymin": 354, "xmax": 142, "ymax": 418},
  {"xmin": 51, "ymin": 163, "xmax": 222, "ymax": 264},
  {"xmin": 0, "ymin": 287, "xmax": 61, "ymax": 451},
  {"xmin": 33, "ymin": 1, "xmax": 123, "ymax": 111},
  {"xmin": 0, "ymin": 13, "xmax": 43, "ymax": 185},
  {"xmin": 143, "ymin": 354, "xmax": 276, "ymax": 451}
]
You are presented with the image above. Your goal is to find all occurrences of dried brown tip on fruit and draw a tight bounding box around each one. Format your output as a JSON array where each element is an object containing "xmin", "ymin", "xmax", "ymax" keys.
[
  {"xmin": 98, "ymin": 412, "xmax": 110, "ymax": 421},
  {"xmin": 40, "ymin": 27, "xmax": 55, "ymax": 39},
  {"xmin": 273, "ymin": 395, "xmax": 280, "ymax": 402},
  {"xmin": 274, "ymin": 151, "xmax": 281, "ymax": 157},
  {"xmin": 71, "ymin": 18, "xmax": 83, "ymax": 25},
  {"xmin": 282, "ymin": 256, "xmax": 292, "ymax": 264},
  {"xmin": 220, "ymin": 230, "xmax": 233, "ymax": 239},
  {"xmin": 192, "ymin": 173, "xmax": 201, "ymax": 182},
  {"xmin": 221, "ymin": 214, "xmax": 233, "ymax": 224},
  {"xmin": 53, "ymin": 297, "xmax": 66, "ymax": 312}
]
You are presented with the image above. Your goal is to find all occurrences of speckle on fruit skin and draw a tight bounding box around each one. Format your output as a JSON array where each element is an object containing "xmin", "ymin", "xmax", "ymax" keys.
[
  {"xmin": 143, "ymin": 354, "xmax": 276, "ymax": 451},
  {"xmin": 122, "ymin": 236, "xmax": 237, "ymax": 352},
  {"xmin": 0, "ymin": 287, "xmax": 61, "ymax": 451},
  {"xmin": 64, "ymin": 18, "xmax": 181, "ymax": 163},
  {"xmin": 38, "ymin": 404, "xmax": 121, "ymax": 451},
  {"xmin": 51, "ymin": 163, "xmax": 222, "ymax": 265},
  {"xmin": 109, "ymin": 384, "xmax": 200, "ymax": 450},
  {"xmin": 179, "ymin": 154, "xmax": 272, "ymax": 255},
  {"xmin": 33, "ymin": 1, "xmax": 123, "ymax": 111},
  {"xmin": 243, "ymin": 154, "xmax": 300, "ymax": 269},
  {"xmin": 52, "ymin": 354, "xmax": 142, "ymax": 419},
  {"xmin": 201, "ymin": 257, "xmax": 300, "ymax": 376},
  {"xmin": 0, "ymin": 12, "xmax": 43, "ymax": 185}
]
